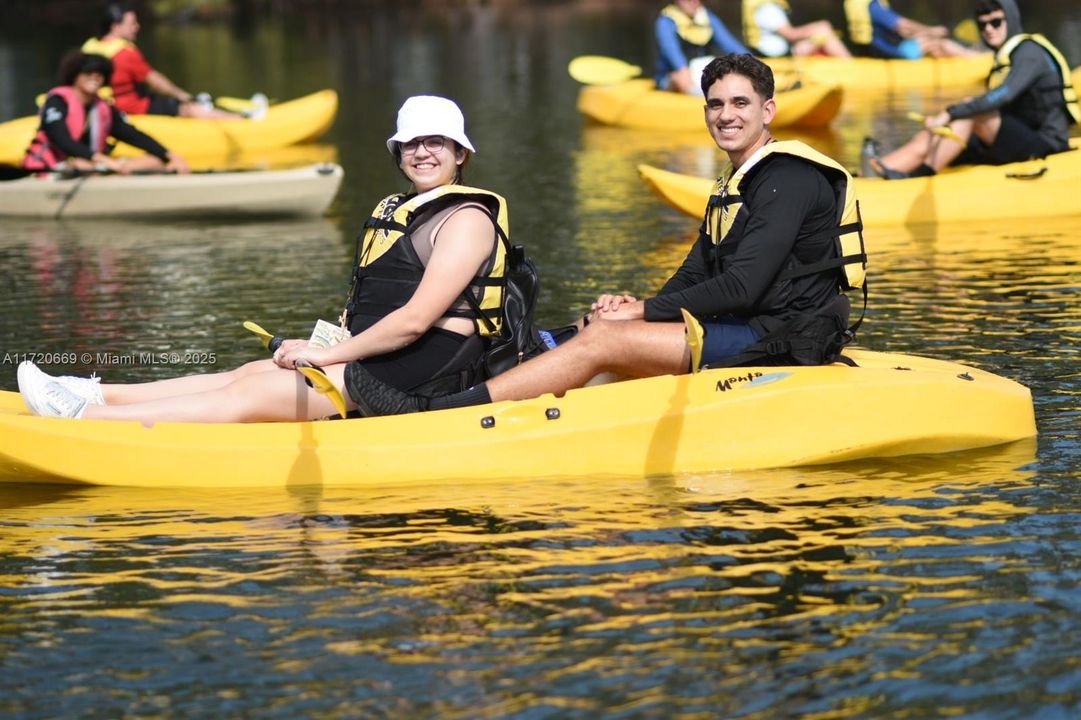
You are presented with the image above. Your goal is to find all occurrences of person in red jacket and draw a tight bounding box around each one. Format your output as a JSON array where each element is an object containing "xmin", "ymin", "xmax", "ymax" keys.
[
  {"xmin": 22, "ymin": 51, "xmax": 189, "ymax": 175},
  {"xmin": 82, "ymin": 3, "xmax": 249, "ymax": 119}
]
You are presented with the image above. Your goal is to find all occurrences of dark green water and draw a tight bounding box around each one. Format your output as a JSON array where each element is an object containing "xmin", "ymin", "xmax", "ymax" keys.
[{"xmin": 1, "ymin": 2, "xmax": 1079, "ymax": 718}]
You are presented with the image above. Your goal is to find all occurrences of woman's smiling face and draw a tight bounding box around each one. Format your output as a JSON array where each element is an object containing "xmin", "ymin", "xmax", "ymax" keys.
[{"xmin": 398, "ymin": 135, "xmax": 467, "ymax": 192}]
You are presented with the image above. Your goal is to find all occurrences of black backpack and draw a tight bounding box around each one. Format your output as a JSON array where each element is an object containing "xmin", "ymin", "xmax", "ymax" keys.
[{"xmin": 462, "ymin": 243, "xmax": 553, "ymax": 379}]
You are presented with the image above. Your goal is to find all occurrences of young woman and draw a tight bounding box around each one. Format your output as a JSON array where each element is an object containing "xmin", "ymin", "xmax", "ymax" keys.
[
  {"xmin": 18, "ymin": 95, "xmax": 508, "ymax": 422},
  {"xmin": 22, "ymin": 51, "xmax": 189, "ymax": 175}
]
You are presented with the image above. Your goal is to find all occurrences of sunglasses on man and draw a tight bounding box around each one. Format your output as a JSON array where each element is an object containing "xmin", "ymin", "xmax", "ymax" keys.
[{"xmin": 977, "ymin": 17, "xmax": 1004, "ymax": 31}]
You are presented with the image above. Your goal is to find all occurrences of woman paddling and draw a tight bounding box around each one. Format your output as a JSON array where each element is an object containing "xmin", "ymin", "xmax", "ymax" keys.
[
  {"xmin": 22, "ymin": 51, "xmax": 189, "ymax": 175},
  {"xmin": 18, "ymin": 95, "xmax": 508, "ymax": 422}
]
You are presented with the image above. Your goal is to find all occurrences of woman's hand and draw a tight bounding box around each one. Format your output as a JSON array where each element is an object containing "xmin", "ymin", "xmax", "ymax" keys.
[
  {"xmin": 273, "ymin": 341, "xmax": 328, "ymax": 369},
  {"xmin": 925, "ymin": 111, "xmax": 951, "ymax": 129},
  {"xmin": 166, "ymin": 152, "xmax": 191, "ymax": 174}
]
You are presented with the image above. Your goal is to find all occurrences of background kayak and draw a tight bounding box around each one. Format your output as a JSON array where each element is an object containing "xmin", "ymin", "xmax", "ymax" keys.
[
  {"xmin": 0, "ymin": 89, "xmax": 338, "ymax": 167},
  {"xmin": 0, "ymin": 163, "xmax": 343, "ymax": 218}
]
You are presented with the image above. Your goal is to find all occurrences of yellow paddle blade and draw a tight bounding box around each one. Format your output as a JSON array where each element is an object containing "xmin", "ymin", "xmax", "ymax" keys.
[
  {"xmin": 242, "ymin": 320, "xmax": 275, "ymax": 349},
  {"xmin": 954, "ymin": 18, "xmax": 979, "ymax": 46},
  {"xmin": 680, "ymin": 308, "xmax": 706, "ymax": 374},
  {"xmin": 296, "ymin": 364, "xmax": 348, "ymax": 419},
  {"xmin": 907, "ymin": 112, "xmax": 967, "ymax": 145},
  {"xmin": 568, "ymin": 55, "xmax": 642, "ymax": 85}
]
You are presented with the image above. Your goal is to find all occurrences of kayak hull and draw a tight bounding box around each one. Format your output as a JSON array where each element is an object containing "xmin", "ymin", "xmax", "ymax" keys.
[
  {"xmin": 0, "ymin": 163, "xmax": 343, "ymax": 218},
  {"xmin": 0, "ymin": 90, "xmax": 338, "ymax": 167},
  {"xmin": 0, "ymin": 349, "xmax": 1035, "ymax": 487},
  {"xmin": 765, "ymin": 54, "xmax": 993, "ymax": 90},
  {"xmin": 638, "ymin": 138, "xmax": 1081, "ymax": 226},
  {"xmin": 578, "ymin": 80, "xmax": 842, "ymax": 130}
]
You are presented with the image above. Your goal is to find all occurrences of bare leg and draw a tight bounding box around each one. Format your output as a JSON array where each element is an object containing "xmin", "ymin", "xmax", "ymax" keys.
[
  {"xmin": 123, "ymin": 155, "xmax": 166, "ymax": 173},
  {"xmin": 876, "ymin": 131, "xmax": 936, "ymax": 174},
  {"xmin": 926, "ymin": 117, "xmax": 975, "ymax": 171},
  {"xmin": 84, "ymin": 363, "xmax": 352, "ymax": 423},
  {"xmin": 486, "ymin": 319, "xmax": 690, "ymax": 403},
  {"xmin": 102, "ymin": 358, "xmax": 281, "ymax": 405},
  {"xmin": 178, "ymin": 102, "xmax": 244, "ymax": 120},
  {"xmin": 921, "ymin": 37, "xmax": 978, "ymax": 58},
  {"xmin": 790, "ymin": 21, "xmax": 852, "ymax": 59}
]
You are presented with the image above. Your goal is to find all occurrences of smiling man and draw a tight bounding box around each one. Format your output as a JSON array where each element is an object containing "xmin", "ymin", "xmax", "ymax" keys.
[
  {"xmin": 344, "ymin": 54, "xmax": 866, "ymax": 418},
  {"xmin": 867, "ymin": 0, "xmax": 1079, "ymax": 179}
]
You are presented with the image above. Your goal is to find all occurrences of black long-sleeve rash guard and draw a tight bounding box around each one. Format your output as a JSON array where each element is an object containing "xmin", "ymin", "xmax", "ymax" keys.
[
  {"xmin": 644, "ymin": 155, "xmax": 840, "ymax": 335},
  {"xmin": 40, "ymin": 94, "xmax": 170, "ymax": 162}
]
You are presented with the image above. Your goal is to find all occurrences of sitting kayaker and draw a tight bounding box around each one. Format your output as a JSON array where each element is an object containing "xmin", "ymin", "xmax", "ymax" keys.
[
  {"xmin": 844, "ymin": 0, "xmax": 976, "ymax": 59},
  {"xmin": 17, "ymin": 95, "xmax": 516, "ymax": 422},
  {"xmin": 342, "ymin": 53, "xmax": 866, "ymax": 418},
  {"xmin": 22, "ymin": 51, "xmax": 190, "ymax": 176},
  {"xmin": 865, "ymin": 0, "xmax": 1078, "ymax": 179},
  {"xmin": 82, "ymin": 3, "xmax": 253, "ymax": 120},
  {"xmin": 742, "ymin": 0, "xmax": 851, "ymax": 59},
  {"xmin": 656, "ymin": 0, "xmax": 749, "ymax": 95}
]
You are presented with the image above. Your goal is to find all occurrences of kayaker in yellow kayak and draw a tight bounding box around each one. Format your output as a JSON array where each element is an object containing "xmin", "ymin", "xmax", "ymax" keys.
[
  {"xmin": 741, "ymin": 0, "xmax": 851, "ymax": 59},
  {"xmin": 21, "ymin": 51, "xmax": 189, "ymax": 175},
  {"xmin": 17, "ymin": 96, "xmax": 509, "ymax": 421},
  {"xmin": 844, "ymin": 0, "xmax": 975, "ymax": 59},
  {"xmin": 82, "ymin": 3, "xmax": 252, "ymax": 119},
  {"xmin": 865, "ymin": 0, "xmax": 1078, "ymax": 179},
  {"xmin": 655, "ymin": 0, "xmax": 749, "ymax": 94},
  {"xmin": 344, "ymin": 54, "xmax": 866, "ymax": 418}
]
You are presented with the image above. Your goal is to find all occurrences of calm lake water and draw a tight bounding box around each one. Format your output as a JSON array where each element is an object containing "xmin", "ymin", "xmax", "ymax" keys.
[{"xmin": 1, "ymin": 2, "xmax": 1079, "ymax": 717}]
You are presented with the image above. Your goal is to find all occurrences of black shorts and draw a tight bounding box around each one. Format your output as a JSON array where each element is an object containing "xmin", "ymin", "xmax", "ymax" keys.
[
  {"xmin": 146, "ymin": 95, "xmax": 181, "ymax": 116},
  {"xmin": 344, "ymin": 327, "xmax": 481, "ymax": 399},
  {"xmin": 953, "ymin": 114, "xmax": 1054, "ymax": 166}
]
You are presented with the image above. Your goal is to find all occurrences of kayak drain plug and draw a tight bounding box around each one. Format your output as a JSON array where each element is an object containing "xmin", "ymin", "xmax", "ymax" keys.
[
  {"xmin": 546, "ymin": 408, "xmax": 561, "ymax": 420},
  {"xmin": 480, "ymin": 416, "xmax": 495, "ymax": 429}
]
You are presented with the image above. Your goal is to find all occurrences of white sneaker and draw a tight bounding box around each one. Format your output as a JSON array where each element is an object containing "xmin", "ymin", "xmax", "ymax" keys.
[
  {"xmin": 18, "ymin": 362, "xmax": 87, "ymax": 419},
  {"xmin": 17, "ymin": 361, "xmax": 103, "ymax": 406}
]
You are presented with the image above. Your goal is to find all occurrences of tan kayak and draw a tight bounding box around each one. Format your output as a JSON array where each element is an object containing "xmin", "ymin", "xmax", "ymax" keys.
[
  {"xmin": 0, "ymin": 163, "xmax": 343, "ymax": 219},
  {"xmin": 578, "ymin": 79, "xmax": 843, "ymax": 130},
  {"xmin": 638, "ymin": 139, "xmax": 1081, "ymax": 227}
]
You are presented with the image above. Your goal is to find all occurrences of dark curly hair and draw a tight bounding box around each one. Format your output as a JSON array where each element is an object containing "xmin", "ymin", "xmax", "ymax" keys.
[
  {"xmin": 700, "ymin": 53, "xmax": 775, "ymax": 100},
  {"xmin": 59, "ymin": 50, "xmax": 114, "ymax": 87}
]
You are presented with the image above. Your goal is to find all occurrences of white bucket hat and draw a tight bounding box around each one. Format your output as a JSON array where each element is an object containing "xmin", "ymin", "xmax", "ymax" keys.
[{"xmin": 386, "ymin": 95, "xmax": 476, "ymax": 155}]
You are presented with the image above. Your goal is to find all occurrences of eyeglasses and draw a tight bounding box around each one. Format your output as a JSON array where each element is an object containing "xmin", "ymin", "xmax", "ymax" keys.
[
  {"xmin": 977, "ymin": 17, "xmax": 1004, "ymax": 31},
  {"xmin": 399, "ymin": 136, "xmax": 446, "ymax": 155}
]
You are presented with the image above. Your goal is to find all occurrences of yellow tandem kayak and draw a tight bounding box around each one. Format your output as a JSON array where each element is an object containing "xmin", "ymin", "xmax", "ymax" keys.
[
  {"xmin": 638, "ymin": 138, "xmax": 1081, "ymax": 226},
  {"xmin": 578, "ymin": 79, "xmax": 843, "ymax": 130},
  {"xmin": 0, "ymin": 348, "xmax": 1035, "ymax": 487},
  {"xmin": 765, "ymin": 54, "xmax": 993, "ymax": 90},
  {"xmin": 0, "ymin": 89, "xmax": 338, "ymax": 167}
]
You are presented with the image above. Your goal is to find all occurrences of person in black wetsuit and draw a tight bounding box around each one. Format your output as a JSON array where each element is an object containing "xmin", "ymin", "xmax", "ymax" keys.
[
  {"xmin": 343, "ymin": 53, "xmax": 863, "ymax": 417},
  {"xmin": 867, "ymin": 0, "xmax": 1078, "ymax": 179},
  {"xmin": 22, "ymin": 51, "xmax": 189, "ymax": 175}
]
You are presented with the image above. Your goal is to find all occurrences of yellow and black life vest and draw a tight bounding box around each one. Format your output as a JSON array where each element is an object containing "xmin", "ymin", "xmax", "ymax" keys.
[
  {"xmin": 742, "ymin": 0, "xmax": 790, "ymax": 51},
  {"xmin": 347, "ymin": 185, "xmax": 509, "ymax": 337},
  {"xmin": 661, "ymin": 3, "xmax": 715, "ymax": 51},
  {"xmin": 80, "ymin": 37, "xmax": 131, "ymax": 58},
  {"xmin": 703, "ymin": 140, "xmax": 866, "ymax": 291},
  {"xmin": 843, "ymin": 0, "xmax": 884, "ymax": 46},
  {"xmin": 989, "ymin": 33, "xmax": 1080, "ymax": 125}
]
